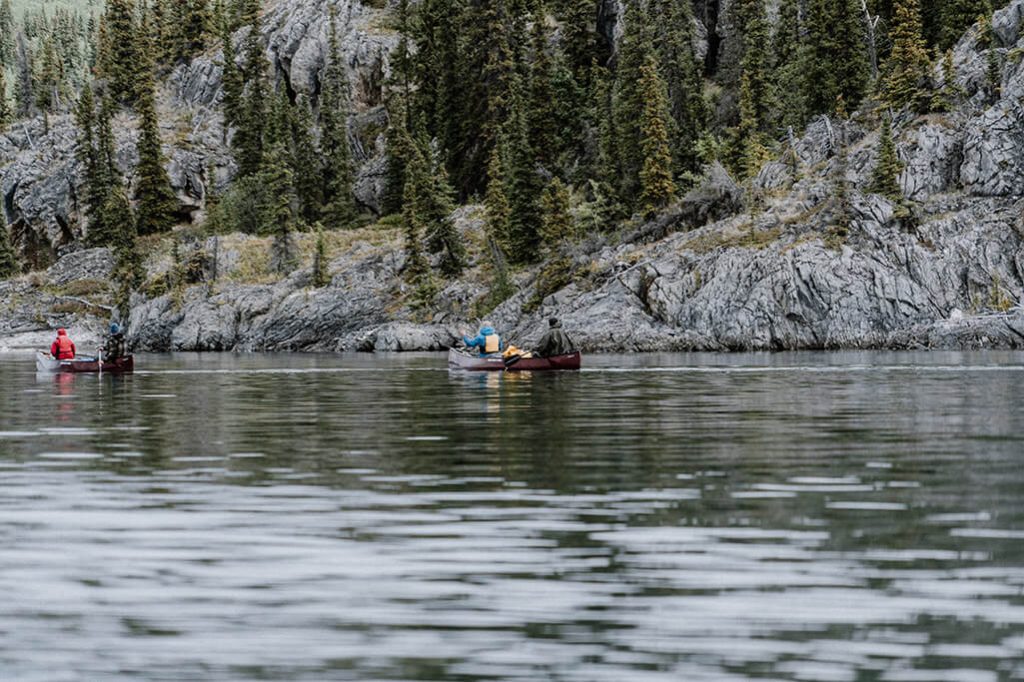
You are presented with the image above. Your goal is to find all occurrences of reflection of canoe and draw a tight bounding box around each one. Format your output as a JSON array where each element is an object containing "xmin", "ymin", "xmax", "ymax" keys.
[
  {"xmin": 447, "ymin": 348, "xmax": 581, "ymax": 372},
  {"xmin": 36, "ymin": 351, "xmax": 135, "ymax": 374}
]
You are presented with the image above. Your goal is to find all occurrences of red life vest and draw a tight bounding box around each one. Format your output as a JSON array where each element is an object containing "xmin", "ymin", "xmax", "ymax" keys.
[{"xmin": 55, "ymin": 335, "xmax": 75, "ymax": 360}]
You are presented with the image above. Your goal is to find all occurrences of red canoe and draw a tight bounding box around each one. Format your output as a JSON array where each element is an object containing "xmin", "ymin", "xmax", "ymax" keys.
[
  {"xmin": 448, "ymin": 348, "xmax": 581, "ymax": 372},
  {"xmin": 36, "ymin": 352, "xmax": 135, "ymax": 374}
]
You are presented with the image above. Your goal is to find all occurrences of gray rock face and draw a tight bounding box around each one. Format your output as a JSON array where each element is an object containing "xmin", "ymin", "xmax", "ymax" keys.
[
  {"xmin": 901, "ymin": 121, "xmax": 963, "ymax": 200},
  {"xmin": 2, "ymin": 0, "xmax": 398, "ymax": 263},
  {"xmin": 960, "ymin": 100, "xmax": 1024, "ymax": 196},
  {"xmin": 47, "ymin": 249, "xmax": 114, "ymax": 286}
]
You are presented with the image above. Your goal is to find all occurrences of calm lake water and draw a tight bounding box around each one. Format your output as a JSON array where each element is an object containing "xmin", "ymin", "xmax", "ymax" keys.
[{"xmin": 2, "ymin": 351, "xmax": 1024, "ymax": 681}]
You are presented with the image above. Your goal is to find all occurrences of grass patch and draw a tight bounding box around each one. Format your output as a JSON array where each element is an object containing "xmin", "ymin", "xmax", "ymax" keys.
[{"xmin": 680, "ymin": 226, "xmax": 783, "ymax": 254}]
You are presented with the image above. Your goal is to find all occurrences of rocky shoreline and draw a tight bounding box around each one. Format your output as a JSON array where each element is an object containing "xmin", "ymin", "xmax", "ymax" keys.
[{"xmin": 6, "ymin": 0, "xmax": 1024, "ymax": 354}]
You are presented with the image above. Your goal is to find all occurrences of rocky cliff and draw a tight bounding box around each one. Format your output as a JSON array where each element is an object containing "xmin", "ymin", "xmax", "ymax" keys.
[{"xmin": 5, "ymin": 0, "xmax": 1024, "ymax": 354}]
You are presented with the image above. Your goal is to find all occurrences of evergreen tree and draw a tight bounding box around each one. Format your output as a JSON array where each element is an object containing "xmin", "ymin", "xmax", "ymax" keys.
[
  {"xmin": 527, "ymin": 2, "xmax": 558, "ymax": 168},
  {"xmin": 734, "ymin": 0, "xmax": 770, "ymax": 176},
  {"xmin": 102, "ymin": 0, "xmax": 146, "ymax": 104},
  {"xmin": 15, "ymin": 32, "xmax": 34, "ymax": 118},
  {"xmin": 34, "ymin": 33, "xmax": 64, "ymax": 114},
  {"xmin": 883, "ymin": 0, "xmax": 931, "ymax": 111},
  {"xmin": 611, "ymin": 1, "xmax": 653, "ymax": 204},
  {"xmin": 0, "ymin": 0, "xmax": 13, "ymax": 68},
  {"xmin": 219, "ymin": 15, "xmax": 242, "ymax": 128},
  {"xmin": 485, "ymin": 144, "xmax": 511, "ymax": 250},
  {"xmin": 289, "ymin": 96, "xmax": 324, "ymax": 225},
  {"xmin": 986, "ymin": 16, "xmax": 1002, "ymax": 102},
  {"xmin": 505, "ymin": 81, "xmax": 544, "ymax": 263},
  {"xmin": 479, "ymin": 0, "xmax": 519, "ymax": 189},
  {"xmin": 561, "ymin": 0, "xmax": 598, "ymax": 87},
  {"xmin": 422, "ymin": 140, "xmax": 467, "ymax": 277},
  {"xmin": 931, "ymin": 48, "xmax": 965, "ymax": 111},
  {"xmin": 103, "ymin": 184, "xmax": 143, "ymax": 288},
  {"xmin": 172, "ymin": 0, "xmax": 211, "ymax": 62},
  {"xmin": 637, "ymin": 55, "xmax": 676, "ymax": 216},
  {"xmin": 869, "ymin": 114, "xmax": 903, "ymax": 200},
  {"xmin": 803, "ymin": 0, "xmax": 870, "ymax": 116},
  {"xmin": 399, "ymin": 127, "xmax": 433, "ymax": 303},
  {"xmin": 134, "ymin": 79, "xmax": 178, "ymax": 236},
  {"xmin": 320, "ymin": 7, "xmax": 357, "ymax": 227},
  {"xmin": 312, "ymin": 224, "xmax": 329, "ymax": 288},
  {"xmin": 232, "ymin": 9, "xmax": 267, "ymax": 178},
  {"xmin": 0, "ymin": 225, "xmax": 17, "ymax": 279},
  {"xmin": 413, "ymin": 0, "xmax": 463, "ymax": 161},
  {"xmin": 260, "ymin": 138, "xmax": 298, "ymax": 273},
  {"xmin": 650, "ymin": 0, "xmax": 706, "ymax": 177},
  {"xmin": 539, "ymin": 176, "xmax": 573, "ymax": 248},
  {"xmin": 772, "ymin": 0, "xmax": 804, "ymax": 129},
  {"xmin": 940, "ymin": 0, "xmax": 987, "ymax": 49},
  {"xmin": 0, "ymin": 68, "xmax": 11, "ymax": 127}
]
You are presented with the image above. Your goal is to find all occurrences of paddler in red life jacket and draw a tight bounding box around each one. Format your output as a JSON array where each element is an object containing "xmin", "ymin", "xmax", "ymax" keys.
[
  {"xmin": 463, "ymin": 322, "xmax": 503, "ymax": 356},
  {"xmin": 50, "ymin": 328, "xmax": 76, "ymax": 360}
]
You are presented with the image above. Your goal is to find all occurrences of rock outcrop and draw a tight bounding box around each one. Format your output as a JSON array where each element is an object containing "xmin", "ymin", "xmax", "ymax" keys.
[{"xmin": 7, "ymin": 0, "xmax": 1024, "ymax": 355}]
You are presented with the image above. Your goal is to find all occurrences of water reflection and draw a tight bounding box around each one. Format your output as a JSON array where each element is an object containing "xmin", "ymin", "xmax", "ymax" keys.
[{"xmin": 2, "ymin": 351, "xmax": 1024, "ymax": 681}]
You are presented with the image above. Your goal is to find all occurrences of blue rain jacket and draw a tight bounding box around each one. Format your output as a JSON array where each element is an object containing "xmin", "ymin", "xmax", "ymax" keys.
[{"xmin": 463, "ymin": 327, "xmax": 503, "ymax": 355}]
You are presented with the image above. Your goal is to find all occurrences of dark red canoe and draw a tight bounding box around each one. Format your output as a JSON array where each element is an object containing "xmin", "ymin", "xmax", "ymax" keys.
[
  {"xmin": 448, "ymin": 348, "xmax": 581, "ymax": 372},
  {"xmin": 37, "ymin": 352, "xmax": 135, "ymax": 374}
]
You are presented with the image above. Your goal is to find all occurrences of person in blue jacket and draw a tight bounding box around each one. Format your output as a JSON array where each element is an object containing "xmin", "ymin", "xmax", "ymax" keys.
[{"xmin": 463, "ymin": 322, "xmax": 503, "ymax": 356}]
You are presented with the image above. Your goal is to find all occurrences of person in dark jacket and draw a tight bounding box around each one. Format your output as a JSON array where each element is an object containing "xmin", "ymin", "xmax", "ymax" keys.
[
  {"xmin": 536, "ymin": 318, "xmax": 575, "ymax": 357},
  {"xmin": 102, "ymin": 323, "xmax": 127, "ymax": 360},
  {"xmin": 50, "ymin": 328, "xmax": 76, "ymax": 360}
]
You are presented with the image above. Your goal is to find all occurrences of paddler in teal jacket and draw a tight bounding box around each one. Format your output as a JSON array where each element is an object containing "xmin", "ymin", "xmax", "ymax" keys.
[{"xmin": 463, "ymin": 323, "xmax": 503, "ymax": 356}]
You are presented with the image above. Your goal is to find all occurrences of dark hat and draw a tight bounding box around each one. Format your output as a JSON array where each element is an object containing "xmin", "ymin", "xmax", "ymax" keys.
[{"xmin": 549, "ymin": 317, "xmax": 559, "ymax": 326}]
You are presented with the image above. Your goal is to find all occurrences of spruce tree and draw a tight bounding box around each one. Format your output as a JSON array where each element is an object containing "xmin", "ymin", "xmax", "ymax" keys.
[
  {"xmin": 421, "ymin": 139, "xmax": 467, "ymax": 277},
  {"xmin": 399, "ymin": 128, "xmax": 433, "ymax": 303},
  {"xmin": 940, "ymin": 0, "xmax": 987, "ymax": 49},
  {"xmin": 0, "ymin": 0, "xmax": 13, "ymax": 68},
  {"xmin": 650, "ymin": 0, "xmax": 706, "ymax": 177},
  {"xmin": 0, "ymin": 225, "xmax": 18, "ymax": 279},
  {"xmin": 34, "ymin": 33, "xmax": 64, "ymax": 114},
  {"xmin": 637, "ymin": 55, "xmax": 676, "ymax": 216},
  {"xmin": 320, "ymin": 8, "xmax": 357, "ymax": 228},
  {"xmin": 869, "ymin": 114, "xmax": 903, "ymax": 200},
  {"xmin": 883, "ymin": 0, "xmax": 931, "ymax": 111},
  {"xmin": 413, "ymin": 0, "xmax": 463, "ymax": 159},
  {"xmin": 134, "ymin": 79, "xmax": 178, "ymax": 236},
  {"xmin": 102, "ymin": 0, "xmax": 146, "ymax": 104},
  {"xmin": 561, "ymin": 0, "xmax": 598, "ymax": 88},
  {"xmin": 104, "ymin": 185, "xmax": 143, "ymax": 288},
  {"xmin": 734, "ymin": 0, "xmax": 770, "ymax": 177},
  {"xmin": 14, "ymin": 32, "xmax": 33, "ymax": 118},
  {"xmin": 803, "ymin": 0, "xmax": 870, "ymax": 116},
  {"xmin": 527, "ymin": 2, "xmax": 558, "ymax": 168},
  {"xmin": 219, "ymin": 15, "xmax": 242, "ymax": 128},
  {"xmin": 260, "ymin": 138, "xmax": 298, "ymax": 273},
  {"xmin": 931, "ymin": 49, "xmax": 965, "ymax": 111},
  {"xmin": 540, "ymin": 176, "xmax": 573, "ymax": 248},
  {"xmin": 485, "ymin": 144, "xmax": 512, "ymax": 250},
  {"xmin": 505, "ymin": 80, "xmax": 544, "ymax": 263},
  {"xmin": 232, "ymin": 11, "xmax": 267, "ymax": 178},
  {"xmin": 772, "ymin": 0, "xmax": 804, "ymax": 130},
  {"xmin": 986, "ymin": 17, "xmax": 1002, "ymax": 102},
  {"xmin": 0, "ymin": 68, "xmax": 11, "ymax": 128},
  {"xmin": 312, "ymin": 224, "xmax": 329, "ymax": 288},
  {"xmin": 611, "ymin": 1, "xmax": 653, "ymax": 203},
  {"xmin": 289, "ymin": 96, "xmax": 324, "ymax": 225}
]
